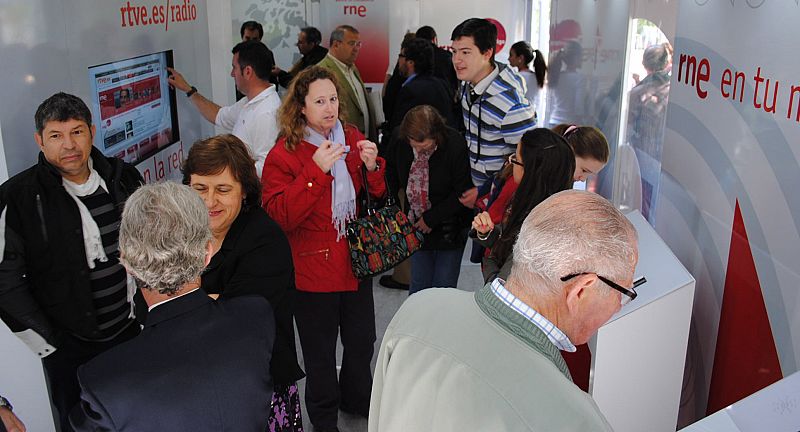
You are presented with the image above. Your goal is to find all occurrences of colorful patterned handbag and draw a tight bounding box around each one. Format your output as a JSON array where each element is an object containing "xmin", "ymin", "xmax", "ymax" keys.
[{"xmin": 346, "ymin": 166, "xmax": 424, "ymax": 279}]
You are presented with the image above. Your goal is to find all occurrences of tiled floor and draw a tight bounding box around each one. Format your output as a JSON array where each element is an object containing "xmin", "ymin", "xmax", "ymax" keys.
[{"xmin": 294, "ymin": 244, "xmax": 484, "ymax": 432}]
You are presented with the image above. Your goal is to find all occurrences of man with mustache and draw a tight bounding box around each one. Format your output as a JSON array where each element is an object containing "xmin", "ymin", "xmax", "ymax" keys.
[{"xmin": 0, "ymin": 92, "xmax": 143, "ymax": 431}]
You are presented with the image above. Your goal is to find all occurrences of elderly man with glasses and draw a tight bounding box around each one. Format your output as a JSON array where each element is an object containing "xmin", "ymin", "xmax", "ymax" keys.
[{"xmin": 369, "ymin": 190, "xmax": 640, "ymax": 432}]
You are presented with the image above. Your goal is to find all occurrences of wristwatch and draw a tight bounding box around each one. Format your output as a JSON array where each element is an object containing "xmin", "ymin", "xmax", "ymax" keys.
[
  {"xmin": 186, "ymin": 86, "xmax": 198, "ymax": 98},
  {"xmin": 0, "ymin": 395, "xmax": 12, "ymax": 411}
]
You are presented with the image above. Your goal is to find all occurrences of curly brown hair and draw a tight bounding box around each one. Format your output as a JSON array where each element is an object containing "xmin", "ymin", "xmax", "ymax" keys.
[
  {"xmin": 181, "ymin": 134, "xmax": 261, "ymax": 208},
  {"xmin": 278, "ymin": 66, "xmax": 342, "ymax": 151}
]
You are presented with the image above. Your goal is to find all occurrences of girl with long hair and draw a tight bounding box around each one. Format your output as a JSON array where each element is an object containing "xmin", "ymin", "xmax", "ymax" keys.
[
  {"xmin": 508, "ymin": 41, "xmax": 547, "ymax": 110},
  {"xmin": 472, "ymin": 128, "xmax": 575, "ymax": 282}
]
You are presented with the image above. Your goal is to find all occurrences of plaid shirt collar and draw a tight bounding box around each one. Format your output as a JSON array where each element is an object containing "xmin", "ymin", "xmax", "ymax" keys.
[{"xmin": 490, "ymin": 278, "xmax": 577, "ymax": 352}]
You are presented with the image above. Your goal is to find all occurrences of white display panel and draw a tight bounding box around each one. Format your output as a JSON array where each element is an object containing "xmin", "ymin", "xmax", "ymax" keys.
[
  {"xmin": 680, "ymin": 371, "xmax": 800, "ymax": 432},
  {"xmin": 658, "ymin": 2, "xmax": 800, "ymax": 424}
]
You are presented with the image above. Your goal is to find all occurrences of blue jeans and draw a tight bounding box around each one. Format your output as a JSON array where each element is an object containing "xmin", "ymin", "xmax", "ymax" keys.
[{"xmin": 409, "ymin": 245, "xmax": 465, "ymax": 295}]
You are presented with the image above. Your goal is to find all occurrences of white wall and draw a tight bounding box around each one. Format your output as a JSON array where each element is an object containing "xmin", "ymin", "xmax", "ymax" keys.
[{"xmin": 657, "ymin": 2, "xmax": 800, "ymax": 426}]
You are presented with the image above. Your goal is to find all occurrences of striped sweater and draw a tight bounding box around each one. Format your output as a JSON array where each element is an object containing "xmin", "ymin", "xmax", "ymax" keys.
[{"xmin": 460, "ymin": 64, "xmax": 537, "ymax": 187}]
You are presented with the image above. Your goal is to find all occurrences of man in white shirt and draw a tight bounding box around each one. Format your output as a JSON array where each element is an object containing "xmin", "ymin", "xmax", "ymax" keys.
[
  {"xmin": 168, "ymin": 41, "xmax": 280, "ymax": 177},
  {"xmin": 317, "ymin": 25, "xmax": 377, "ymax": 141}
]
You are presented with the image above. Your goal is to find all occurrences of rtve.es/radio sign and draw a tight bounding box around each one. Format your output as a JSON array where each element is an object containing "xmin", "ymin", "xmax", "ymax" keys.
[{"xmin": 119, "ymin": 0, "xmax": 198, "ymax": 31}]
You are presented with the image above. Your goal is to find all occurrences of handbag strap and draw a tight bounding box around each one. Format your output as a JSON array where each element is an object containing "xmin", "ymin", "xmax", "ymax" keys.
[
  {"xmin": 360, "ymin": 164, "xmax": 373, "ymax": 210},
  {"xmin": 360, "ymin": 164, "xmax": 395, "ymax": 213}
]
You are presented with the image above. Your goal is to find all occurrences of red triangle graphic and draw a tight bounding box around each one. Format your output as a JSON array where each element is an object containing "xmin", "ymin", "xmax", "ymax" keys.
[{"xmin": 706, "ymin": 200, "xmax": 783, "ymax": 414}]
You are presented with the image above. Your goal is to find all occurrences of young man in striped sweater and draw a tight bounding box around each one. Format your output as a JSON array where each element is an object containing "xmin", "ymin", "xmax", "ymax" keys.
[{"xmin": 451, "ymin": 18, "xmax": 537, "ymax": 207}]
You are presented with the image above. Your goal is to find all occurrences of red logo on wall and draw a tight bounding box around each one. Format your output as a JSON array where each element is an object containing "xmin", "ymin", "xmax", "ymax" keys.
[{"xmin": 486, "ymin": 18, "xmax": 506, "ymax": 53}]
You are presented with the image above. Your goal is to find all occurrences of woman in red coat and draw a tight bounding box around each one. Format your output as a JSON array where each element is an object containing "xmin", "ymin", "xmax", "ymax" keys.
[{"xmin": 261, "ymin": 66, "xmax": 385, "ymax": 432}]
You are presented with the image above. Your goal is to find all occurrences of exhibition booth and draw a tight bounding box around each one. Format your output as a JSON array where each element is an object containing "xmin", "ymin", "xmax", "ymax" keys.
[{"xmin": 1, "ymin": 0, "xmax": 799, "ymax": 430}]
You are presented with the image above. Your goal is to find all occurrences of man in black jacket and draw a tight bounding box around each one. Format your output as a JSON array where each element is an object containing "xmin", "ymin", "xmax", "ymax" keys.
[
  {"xmin": 389, "ymin": 37, "xmax": 456, "ymax": 130},
  {"xmin": 0, "ymin": 92, "xmax": 143, "ymax": 431},
  {"xmin": 273, "ymin": 26, "xmax": 329, "ymax": 89},
  {"xmin": 415, "ymin": 25, "xmax": 459, "ymax": 98}
]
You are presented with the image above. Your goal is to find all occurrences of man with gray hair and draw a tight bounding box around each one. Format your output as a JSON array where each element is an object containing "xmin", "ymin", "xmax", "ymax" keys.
[
  {"xmin": 70, "ymin": 182, "xmax": 276, "ymax": 431},
  {"xmin": 369, "ymin": 190, "xmax": 639, "ymax": 431},
  {"xmin": 316, "ymin": 24, "xmax": 377, "ymax": 140}
]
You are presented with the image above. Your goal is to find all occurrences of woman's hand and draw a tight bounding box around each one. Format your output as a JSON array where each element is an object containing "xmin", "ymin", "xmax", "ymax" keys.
[
  {"xmin": 414, "ymin": 217, "xmax": 432, "ymax": 234},
  {"xmin": 459, "ymin": 187, "xmax": 478, "ymax": 209},
  {"xmin": 471, "ymin": 211, "xmax": 494, "ymax": 235},
  {"xmin": 312, "ymin": 140, "xmax": 346, "ymax": 173},
  {"xmin": 357, "ymin": 140, "xmax": 379, "ymax": 171}
]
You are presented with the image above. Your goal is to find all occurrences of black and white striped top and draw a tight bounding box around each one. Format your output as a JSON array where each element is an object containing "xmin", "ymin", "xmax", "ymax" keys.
[{"xmin": 77, "ymin": 188, "xmax": 132, "ymax": 341}]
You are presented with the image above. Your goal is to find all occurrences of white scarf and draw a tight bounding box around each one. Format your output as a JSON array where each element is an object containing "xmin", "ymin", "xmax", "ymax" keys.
[
  {"xmin": 305, "ymin": 121, "xmax": 356, "ymax": 240},
  {"xmin": 62, "ymin": 159, "xmax": 138, "ymax": 318},
  {"xmin": 62, "ymin": 158, "xmax": 109, "ymax": 269}
]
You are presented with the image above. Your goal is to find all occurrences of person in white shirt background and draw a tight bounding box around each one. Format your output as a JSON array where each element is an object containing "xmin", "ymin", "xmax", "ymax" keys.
[
  {"xmin": 168, "ymin": 40, "xmax": 281, "ymax": 178},
  {"xmin": 508, "ymin": 40, "xmax": 547, "ymax": 118}
]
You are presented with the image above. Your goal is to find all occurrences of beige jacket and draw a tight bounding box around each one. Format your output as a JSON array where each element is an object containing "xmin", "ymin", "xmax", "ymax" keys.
[{"xmin": 317, "ymin": 54, "xmax": 377, "ymax": 141}]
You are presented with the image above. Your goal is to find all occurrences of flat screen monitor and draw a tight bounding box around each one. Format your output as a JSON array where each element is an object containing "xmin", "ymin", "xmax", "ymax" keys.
[{"xmin": 87, "ymin": 50, "xmax": 180, "ymax": 165}]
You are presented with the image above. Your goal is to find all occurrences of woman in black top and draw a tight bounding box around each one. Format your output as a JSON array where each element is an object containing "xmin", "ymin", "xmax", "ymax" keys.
[
  {"xmin": 183, "ymin": 134, "xmax": 304, "ymax": 432},
  {"xmin": 388, "ymin": 105, "xmax": 473, "ymax": 294}
]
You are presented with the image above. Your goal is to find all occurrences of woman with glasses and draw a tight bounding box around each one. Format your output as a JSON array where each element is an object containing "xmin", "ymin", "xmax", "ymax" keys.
[{"xmin": 471, "ymin": 128, "xmax": 575, "ymax": 283}]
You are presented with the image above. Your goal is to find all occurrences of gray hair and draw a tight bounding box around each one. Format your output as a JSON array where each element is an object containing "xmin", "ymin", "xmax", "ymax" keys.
[
  {"xmin": 329, "ymin": 25, "xmax": 359, "ymax": 46},
  {"xmin": 119, "ymin": 181, "xmax": 211, "ymax": 296},
  {"xmin": 509, "ymin": 190, "xmax": 638, "ymax": 297}
]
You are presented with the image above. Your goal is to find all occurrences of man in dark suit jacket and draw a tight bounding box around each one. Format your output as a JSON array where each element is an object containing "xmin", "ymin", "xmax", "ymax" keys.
[
  {"xmin": 70, "ymin": 182, "xmax": 275, "ymax": 432},
  {"xmin": 416, "ymin": 26, "xmax": 459, "ymax": 97},
  {"xmin": 389, "ymin": 37, "xmax": 456, "ymax": 130}
]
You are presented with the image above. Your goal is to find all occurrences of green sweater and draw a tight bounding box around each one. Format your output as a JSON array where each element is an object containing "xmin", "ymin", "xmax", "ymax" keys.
[{"xmin": 474, "ymin": 283, "xmax": 573, "ymax": 381}]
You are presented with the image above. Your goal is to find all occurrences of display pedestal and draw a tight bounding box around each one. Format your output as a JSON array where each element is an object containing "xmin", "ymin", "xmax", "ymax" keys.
[
  {"xmin": 589, "ymin": 210, "xmax": 696, "ymax": 432},
  {"xmin": 680, "ymin": 371, "xmax": 800, "ymax": 432}
]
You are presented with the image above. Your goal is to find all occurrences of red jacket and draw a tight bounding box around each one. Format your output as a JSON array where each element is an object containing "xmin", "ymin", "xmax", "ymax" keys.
[
  {"xmin": 488, "ymin": 177, "xmax": 519, "ymax": 224},
  {"xmin": 261, "ymin": 125, "xmax": 386, "ymax": 293}
]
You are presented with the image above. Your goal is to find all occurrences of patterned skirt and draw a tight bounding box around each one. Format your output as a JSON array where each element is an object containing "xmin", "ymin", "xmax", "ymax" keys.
[{"xmin": 268, "ymin": 382, "xmax": 304, "ymax": 432}]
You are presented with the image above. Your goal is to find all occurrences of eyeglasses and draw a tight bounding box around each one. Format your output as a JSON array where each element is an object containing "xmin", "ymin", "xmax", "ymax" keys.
[
  {"xmin": 346, "ymin": 40, "xmax": 363, "ymax": 48},
  {"xmin": 508, "ymin": 153, "xmax": 523, "ymax": 167},
  {"xmin": 560, "ymin": 272, "xmax": 646, "ymax": 306}
]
